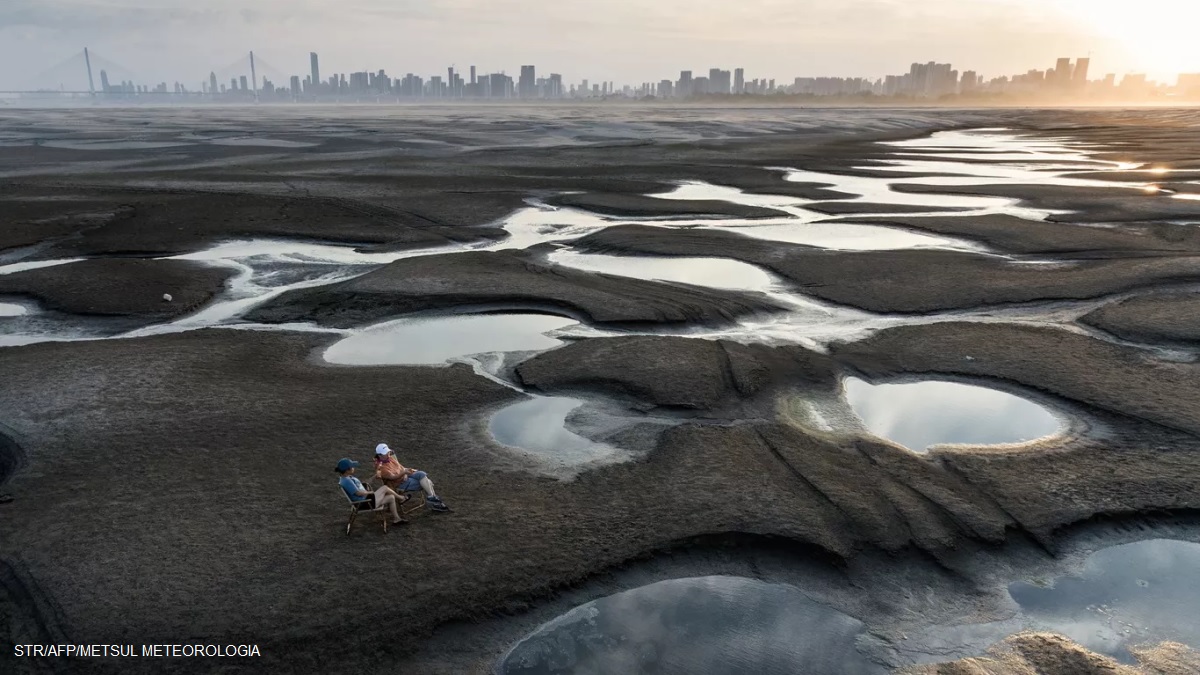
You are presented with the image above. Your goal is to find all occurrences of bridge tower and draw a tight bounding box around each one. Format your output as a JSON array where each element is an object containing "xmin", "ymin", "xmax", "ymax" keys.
[
  {"xmin": 249, "ymin": 51, "xmax": 259, "ymax": 102},
  {"xmin": 83, "ymin": 47, "xmax": 96, "ymax": 95}
]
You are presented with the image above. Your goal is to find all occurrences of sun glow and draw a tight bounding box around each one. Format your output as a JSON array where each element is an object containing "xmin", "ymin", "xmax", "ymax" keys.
[{"xmin": 1053, "ymin": 0, "xmax": 1200, "ymax": 77}]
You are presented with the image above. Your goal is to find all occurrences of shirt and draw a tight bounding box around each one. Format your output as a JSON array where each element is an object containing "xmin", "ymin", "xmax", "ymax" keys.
[
  {"xmin": 375, "ymin": 455, "xmax": 405, "ymax": 481},
  {"xmin": 339, "ymin": 475, "xmax": 367, "ymax": 502}
]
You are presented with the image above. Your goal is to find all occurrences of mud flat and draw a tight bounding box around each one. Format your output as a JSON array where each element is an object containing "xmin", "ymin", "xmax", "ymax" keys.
[
  {"xmin": 1081, "ymin": 292, "xmax": 1200, "ymax": 345},
  {"xmin": 841, "ymin": 213, "xmax": 1200, "ymax": 255},
  {"xmin": 0, "ymin": 258, "xmax": 235, "ymax": 322},
  {"xmin": 546, "ymin": 191, "xmax": 790, "ymax": 219},
  {"xmin": 830, "ymin": 321, "xmax": 1200, "ymax": 436},
  {"xmin": 574, "ymin": 224, "xmax": 1200, "ymax": 313},
  {"xmin": 5, "ymin": 107, "xmax": 1200, "ymax": 674},
  {"xmin": 246, "ymin": 249, "xmax": 789, "ymax": 328},
  {"xmin": 515, "ymin": 334, "xmax": 838, "ymax": 410},
  {"xmin": 891, "ymin": 182, "xmax": 1200, "ymax": 223}
]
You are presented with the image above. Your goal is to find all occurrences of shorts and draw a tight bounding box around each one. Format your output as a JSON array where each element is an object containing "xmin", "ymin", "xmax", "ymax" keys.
[{"xmin": 354, "ymin": 494, "xmax": 377, "ymax": 511}]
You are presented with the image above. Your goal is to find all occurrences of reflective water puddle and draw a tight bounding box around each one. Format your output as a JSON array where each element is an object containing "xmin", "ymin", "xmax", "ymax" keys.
[
  {"xmin": 0, "ymin": 303, "xmax": 28, "ymax": 317},
  {"xmin": 40, "ymin": 140, "xmax": 193, "ymax": 150},
  {"xmin": 843, "ymin": 377, "xmax": 1062, "ymax": 452},
  {"xmin": 729, "ymin": 221, "xmax": 983, "ymax": 251},
  {"xmin": 205, "ymin": 137, "xmax": 317, "ymax": 148},
  {"xmin": 0, "ymin": 258, "xmax": 85, "ymax": 276},
  {"xmin": 497, "ymin": 576, "xmax": 883, "ymax": 675},
  {"xmin": 488, "ymin": 395, "xmax": 620, "ymax": 467},
  {"xmin": 323, "ymin": 313, "xmax": 577, "ymax": 366},
  {"xmin": 651, "ymin": 181, "xmax": 808, "ymax": 208},
  {"xmin": 1008, "ymin": 539, "xmax": 1200, "ymax": 662},
  {"xmin": 547, "ymin": 249, "xmax": 777, "ymax": 292}
]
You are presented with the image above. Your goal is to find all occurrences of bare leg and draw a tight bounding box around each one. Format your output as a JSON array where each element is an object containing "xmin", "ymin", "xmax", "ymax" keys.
[
  {"xmin": 419, "ymin": 476, "xmax": 436, "ymax": 499},
  {"xmin": 374, "ymin": 488, "xmax": 403, "ymax": 522}
]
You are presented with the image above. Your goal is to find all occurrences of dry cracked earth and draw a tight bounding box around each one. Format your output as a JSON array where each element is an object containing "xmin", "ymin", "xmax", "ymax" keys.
[{"xmin": 1, "ymin": 105, "xmax": 1200, "ymax": 674}]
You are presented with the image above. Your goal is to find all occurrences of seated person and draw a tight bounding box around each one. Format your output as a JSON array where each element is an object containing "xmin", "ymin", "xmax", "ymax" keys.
[
  {"xmin": 374, "ymin": 443, "xmax": 450, "ymax": 512},
  {"xmin": 335, "ymin": 458, "xmax": 407, "ymax": 525}
]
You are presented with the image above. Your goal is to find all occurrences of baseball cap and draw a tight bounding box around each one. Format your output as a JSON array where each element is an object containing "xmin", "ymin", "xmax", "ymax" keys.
[
  {"xmin": 335, "ymin": 458, "xmax": 359, "ymax": 473},
  {"xmin": 375, "ymin": 443, "xmax": 391, "ymax": 456}
]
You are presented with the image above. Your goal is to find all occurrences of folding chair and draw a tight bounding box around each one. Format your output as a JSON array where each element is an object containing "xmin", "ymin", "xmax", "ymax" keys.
[
  {"xmin": 377, "ymin": 472, "xmax": 430, "ymax": 518},
  {"xmin": 397, "ymin": 489, "xmax": 428, "ymax": 517},
  {"xmin": 339, "ymin": 482, "xmax": 391, "ymax": 535}
]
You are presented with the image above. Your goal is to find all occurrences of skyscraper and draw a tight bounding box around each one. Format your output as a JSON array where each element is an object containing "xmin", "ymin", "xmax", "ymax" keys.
[
  {"xmin": 239, "ymin": 75, "xmax": 249, "ymax": 92},
  {"xmin": 209, "ymin": 72, "xmax": 218, "ymax": 95},
  {"xmin": 1055, "ymin": 57, "xmax": 1074, "ymax": 87},
  {"xmin": 519, "ymin": 65, "xmax": 536, "ymax": 98},
  {"xmin": 1073, "ymin": 57, "xmax": 1090, "ymax": 87},
  {"xmin": 310, "ymin": 53, "xmax": 320, "ymax": 92},
  {"xmin": 708, "ymin": 68, "xmax": 732, "ymax": 94},
  {"xmin": 734, "ymin": 68, "xmax": 744, "ymax": 94},
  {"xmin": 678, "ymin": 70, "xmax": 693, "ymax": 97}
]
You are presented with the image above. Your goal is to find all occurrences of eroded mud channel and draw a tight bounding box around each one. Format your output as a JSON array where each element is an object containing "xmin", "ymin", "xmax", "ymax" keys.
[{"xmin": 3, "ymin": 109, "xmax": 1200, "ymax": 674}]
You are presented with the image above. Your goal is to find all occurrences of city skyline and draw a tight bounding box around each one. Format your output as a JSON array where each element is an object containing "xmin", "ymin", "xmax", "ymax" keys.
[
  {"xmin": 29, "ymin": 49, "xmax": 1200, "ymax": 105},
  {"xmin": 3, "ymin": 0, "xmax": 1200, "ymax": 92}
]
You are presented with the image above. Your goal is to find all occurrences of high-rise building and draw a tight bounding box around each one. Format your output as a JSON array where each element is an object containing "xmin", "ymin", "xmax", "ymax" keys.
[
  {"xmin": 519, "ymin": 65, "xmax": 536, "ymax": 98},
  {"xmin": 678, "ymin": 71, "xmax": 693, "ymax": 97},
  {"xmin": 240, "ymin": 75, "xmax": 249, "ymax": 92},
  {"xmin": 310, "ymin": 53, "xmax": 320, "ymax": 91},
  {"xmin": 1073, "ymin": 57, "xmax": 1090, "ymax": 86},
  {"xmin": 290, "ymin": 75, "xmax": 301, "ymax": 99},
  {"xmin": 230, "ymin": 78, "xmax": 238, "ymax": 92},
  {"xmin": 707, "ymin": 68, "xmax": 731, "ymax": 94},
  {"xmin": 1054, "ymin": 57, "xmax": 1074, "ymax": 86},
  {"xmin": 960, "ymin": 70, "xmax": 980, "ymax": 92},
  {"xmin": 209, "ymin": 72, "xmax": 218, "ymax": 95},
  {"xmin": 733, "ymin": 68, "xmax": 744, "ymax": 94},
  {"xmin": 99, "ymin": 70, "xmax": 110, "ymax": 92}
]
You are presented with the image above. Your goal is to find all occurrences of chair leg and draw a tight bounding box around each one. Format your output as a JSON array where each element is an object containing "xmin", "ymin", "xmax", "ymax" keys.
[
  {"xmin": 347, "ymin": 508, "xmax": 357, "ymax": 535},
  {"xmin": 381, "ymin": 510, "xmax": 388, "ymax": 534}
]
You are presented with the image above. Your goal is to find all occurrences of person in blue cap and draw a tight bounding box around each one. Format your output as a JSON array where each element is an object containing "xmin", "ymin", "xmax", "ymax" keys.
[{"xmin": 335, "ymin": 458, "xmax": 407, "ymax": 525}]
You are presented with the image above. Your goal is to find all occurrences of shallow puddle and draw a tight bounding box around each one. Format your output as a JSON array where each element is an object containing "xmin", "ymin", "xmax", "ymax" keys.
[
  {"xmin": 785, "ymin": 168, "xmax": 1007, "ymax": 210},
  {"xmin": 497, "ymin": 576, "xmax": 883, "ymax": 675},
  {"xmin": 323, "ymin": 314, "xmax": 577, "ymax": 366},
  {"xmin": 495, "ymin": 204, "xmax": 616, "ymax": 250},
  {"xmin": 843, "ymin": 377, "xmax": 1062, "ymax": 452},
  {"xmin": 651, "ymin": 181, "xmax": 808, "ymax": 208},
  {"xmin": 547, "ymin": 249, "xmax": 777, "ymax": 292},
  {"xmin": 729, "ymin": 221, "xmax": 984, "ymax": 251},
  {"xmin": 1008, "ymin": 539, "xmax": 1200, "ymax": 661},
  {"xmin": 40, "ymin": 140, "xmax": 193, "ymax": 150},
  {"xmin": 0, "ymin": 258, "xmax": 85, "ymax": 276},
  {"xmin": 0, "ymin": 303, "xmax": 27, "ymax": 317},
  {"xmin": 205, "ymin": 137, "xmax": 317, "ymax": 148},
  {"xmin": 488, "ymin": 395, "xmax": 618, "ymax": 466}
]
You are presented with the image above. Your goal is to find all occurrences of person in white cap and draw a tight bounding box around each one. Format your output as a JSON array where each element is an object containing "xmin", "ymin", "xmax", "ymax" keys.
[{"xmin": 373, "ymin": 443, "xmax": 450, "ymax": 512}]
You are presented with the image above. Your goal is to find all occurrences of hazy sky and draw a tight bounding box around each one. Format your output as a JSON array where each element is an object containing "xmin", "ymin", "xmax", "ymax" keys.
[{"xmin": 3, "ymin": 0, "xmax": 1197, "ymax": 90}]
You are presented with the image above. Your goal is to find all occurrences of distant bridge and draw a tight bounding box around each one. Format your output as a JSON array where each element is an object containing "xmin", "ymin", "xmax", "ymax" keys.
[{"xmin": 14, "ymin": 48, "xmax": 290, "ymax": 97}]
